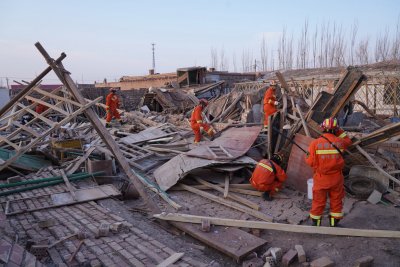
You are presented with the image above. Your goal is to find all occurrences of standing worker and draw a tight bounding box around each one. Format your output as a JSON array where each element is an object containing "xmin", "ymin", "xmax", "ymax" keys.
[
  {"xmin": 263, "ymin": 81, "xmax": 279, "ymax": 131},
  {"xmin": 105, "ymin": 88, "xmax": 123, "ymax": 128},
  {"xmin": 250, "ymin": 154, "xmax": 287, "ymax": 201},
  {"xmin": 190, "ymin": 99, "xmax": 214, "ymax": 144},
  {"xmin": 305, "ymin": 117, "xmax": 352, "ymax": 227}
]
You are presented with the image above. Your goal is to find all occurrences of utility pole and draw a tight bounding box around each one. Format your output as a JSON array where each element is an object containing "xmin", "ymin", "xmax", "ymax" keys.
[{"xmin": 151, "ymin": 43, "xmax": 156, "ymax": 72}]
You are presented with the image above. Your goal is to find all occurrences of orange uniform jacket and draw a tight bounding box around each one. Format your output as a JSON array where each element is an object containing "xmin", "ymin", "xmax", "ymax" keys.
[
  {"xmin": 263, "ymin": 87, "xmax": 277, "ymax": 126},
  {"xmin": 35, "ymin": 104, "xmax": 48, "ymax": 114},
  {"xmin": 305, "ymin": 132, "xmax": 351, "ymax": 219},
  {"xmin": 190, "ymin": 105, "xmax": 211, "ymax": 143},
  {"xmin": 105, "ymin": 93, "xmax": 121, "ymax": 122},
  {"xmin": 250, "ymin": 159, "xmax": 287, "ymax": 194}
]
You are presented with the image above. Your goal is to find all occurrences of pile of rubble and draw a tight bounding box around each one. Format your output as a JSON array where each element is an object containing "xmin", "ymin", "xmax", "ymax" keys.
[{"xmin": 1, "ymin": 43, "xmax": 399, "ymax": 267}]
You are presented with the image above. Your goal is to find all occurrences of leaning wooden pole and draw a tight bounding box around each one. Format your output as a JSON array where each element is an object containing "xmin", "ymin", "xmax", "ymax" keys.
[
  {"xmin": 0, "ymin": 53, "xmax": 66, "ymax": 117},
  {"xmin": 34, "ymin": 42, "xmax": 160, "ymax": 213}
]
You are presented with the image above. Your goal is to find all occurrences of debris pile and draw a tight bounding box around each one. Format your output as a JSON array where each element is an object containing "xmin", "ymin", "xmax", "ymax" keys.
[{"xmin": 0, "ymin": 43, "xmax": 399, "ymax": 266}]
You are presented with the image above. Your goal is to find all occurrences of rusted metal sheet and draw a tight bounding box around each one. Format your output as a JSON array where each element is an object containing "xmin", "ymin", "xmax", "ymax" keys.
[
  {"xmin": 286, "ymin": 134, "xmax": 314, "ymax": 193},
  {"xmin": 186, "ymin": 126, "xmax": 262, "ymax": 160},
  {"xmin": 154, "ymin": 155, "xmax": 256, "ymax": 191}
]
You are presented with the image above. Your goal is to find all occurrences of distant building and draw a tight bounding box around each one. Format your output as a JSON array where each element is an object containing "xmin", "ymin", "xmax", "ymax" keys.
[
  {"xmin": 94, "ymin": 67, "xmax": 257, "ymax": 90},
  {"xmin": 0, "ymin": 87, "xmax": 9, "ymax": 109}
]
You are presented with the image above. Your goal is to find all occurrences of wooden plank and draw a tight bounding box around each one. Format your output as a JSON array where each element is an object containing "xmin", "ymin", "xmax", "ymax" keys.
[
  {"xmin": 156, "ymin": 252, "xmax": 184, "ymax": 267},
  {"xmin": 355, "ymin": 145, "xmax": 400, "ymax": 186},
  {"xmin": 155, "ymin": 213, "xmax": 400, "ymax": 239},
  {"xmin": 51, "ymin": 184, "xmax": 120, "ymax": 205},
  {"xmin": 171, "ymin": 220, "xmax": 267, "ymax": 262},
  {"xmin": 60, "ymin": 169, "xmax": 77, "ymax": 200},
  {"xmin": 194, "ymin": 178, "xmax": 260, "ymax": 210},
  {"xmin": 179, "ymin": 184, "xmax": 272, "ymax": 222},
  {"xmin": 296, "ymin": 104, "xmax": 310, "ymax": 137},
  {"xmin": 34, "ymin": 87, "xmax": 83, "ymax": 107},
  {"xmin": 25, "ymin": 95, "xmax": 70, "ymax": 116},
  {"xmin": 224, "ymin": 176, "xmax": 229, "ymax": 198},
  {"xmin": 66, "ymin": 147, "xmax": 96, "ymax": 175}
]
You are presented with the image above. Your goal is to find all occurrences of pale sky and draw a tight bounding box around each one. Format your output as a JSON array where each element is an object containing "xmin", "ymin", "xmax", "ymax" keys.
[{"xmin": 0, "ymin": 0, "xmax": 399, "ymax": 86}]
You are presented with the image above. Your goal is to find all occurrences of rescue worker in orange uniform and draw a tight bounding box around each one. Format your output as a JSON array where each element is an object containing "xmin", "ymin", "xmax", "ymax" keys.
[
  {"xmin": 35, "ymin": 103, "xmax": 49, "ymax": 114},
  {"xmin": 190, "ymin": 99, "xmax": 214, "ymax": 143},
  {"xmin": 105, "ymin": 88, "xmax": 123, "ymax": 128},
  {"xmin": 305, "ymin": 118, "xmax": 352, "ymax": 227},
  {"xmin": 263, "ymin": 81, "xmax": 279, "ymax": 130},
  {"xmin": 250, "ymin": 154, "xmax": 287, "ymax": 201}
]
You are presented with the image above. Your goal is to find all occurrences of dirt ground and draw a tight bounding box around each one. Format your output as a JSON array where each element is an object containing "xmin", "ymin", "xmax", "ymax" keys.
[{"xmin": 98, "ymin": 182, "xmax": 400, "ymax": 267}]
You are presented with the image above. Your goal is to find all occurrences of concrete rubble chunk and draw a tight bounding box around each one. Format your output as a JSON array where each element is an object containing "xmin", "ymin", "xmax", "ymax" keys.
[
  {"xmin": 295, "ymin": 244, "xmax": 306, "ymax": 263},
  {"xmin": 282, "ymin": 249, "xmax": 297, "ymax": 267},
  {"xmin": 264, "ymin": 256, "xmax": 276, "ymax": 267},
  {"xmin": 270, "ymin": 247, "xmax": 283, "ymax": 262},
  {"xmin": 310, "ymin": 256, "xmax": 334, "ymax": 267},
  {"xmin": 353, "ymin": 255, "xmax": 374, "ymax": 267}
]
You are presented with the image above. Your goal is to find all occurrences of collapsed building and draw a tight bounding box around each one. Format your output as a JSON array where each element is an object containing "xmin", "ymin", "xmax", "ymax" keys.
[{"xmin": 0, "ymin": 43, "xmax": 399, "ymax": 267}]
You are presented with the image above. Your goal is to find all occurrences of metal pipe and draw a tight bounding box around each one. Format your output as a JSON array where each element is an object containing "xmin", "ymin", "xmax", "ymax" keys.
[
  {"xmin": 0, "ymin": 172, "xmax": 104, "ymax": 197},
  {"xmin": 0, "ymin": 171, "xmax": 104, "ymax": 189}
]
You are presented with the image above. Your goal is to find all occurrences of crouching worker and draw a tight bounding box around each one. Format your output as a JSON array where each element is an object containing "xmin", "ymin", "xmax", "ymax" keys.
[
  {"xmin": 250, "ymin": 154, "xmax": 287, "ymax": 201},
  {"xmin": 190, "ymin": 99, "xmax": 214, "ymax": 143}
]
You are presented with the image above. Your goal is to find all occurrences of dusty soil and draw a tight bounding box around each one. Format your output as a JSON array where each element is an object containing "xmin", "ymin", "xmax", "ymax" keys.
[{"xmin": 98, "ymin": 182, "xmax": 400, "ymax": 267}]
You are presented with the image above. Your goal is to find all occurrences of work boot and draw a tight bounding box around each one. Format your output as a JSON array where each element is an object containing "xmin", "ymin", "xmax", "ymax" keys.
[
  {"xmin": 105, "ymin": 123, "xmax": 112, "ymax": 128},
  {"xmin": 262, "ymin": 191, "xmax": 273, "ymax": 201},
  {"xmin": 329, "ymin": 216, "xmax": 341, "ymax": 227},
  {"xmin": 311, "ymin": 218, "xmax": 321, "ymax": 226}
]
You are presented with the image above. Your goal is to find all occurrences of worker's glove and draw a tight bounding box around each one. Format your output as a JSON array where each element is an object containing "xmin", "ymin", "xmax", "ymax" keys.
[
  {"xmin": 274, "ymin": 101, "xmax": 279, "ymax": 106},
  {"xmin": 208, "ymin": 129, "xmax": 215, "ymax": 137},
  {"xmin": 274, "ymin": 188, "xmax": 279, "ymax": 192}
]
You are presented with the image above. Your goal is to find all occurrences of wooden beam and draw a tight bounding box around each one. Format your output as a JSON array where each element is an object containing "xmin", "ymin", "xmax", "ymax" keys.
[
  {"xmin": 154, "ymin": 213, "xmax": 400, "ymax": 239},
  {"xmin": 66, "ymin": 147, "xmax": 96, "ymax": 175},
  {"xmin": 224, "ymin": 176, "xmax": 229, "ymax": 198},
  {"xmin": 355, "ymin": 145, "xmax": 400, "ymax": 186},
  {"xmin": 194, "ymin": 179, "xmax": 260, "ymax": 210},
  {"xmin": 34, "ymin": 42, "xmax": 160, "ymax": 213},
  {"xmin": 179, "ymin": 184, "xmax": 272, "ymax": 222},
  {"xmin": 60, "ymin": 169, "xmax": 77, "ymax": 200},
  {"xmin": 156, "ymin": 252, "xmax": 184, "ymax": 267},
  {"xmin": 296, "ymin": 104, "xmax": 311, "ymax": 137}
]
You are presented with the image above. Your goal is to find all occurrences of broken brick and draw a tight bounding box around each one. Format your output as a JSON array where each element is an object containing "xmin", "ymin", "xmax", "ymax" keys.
[
  {"xmin": 310, "ymin": 256, "xmax": 334, "ymax": 267},
  {"xmin": 282, "ymin": 249, "xmax": 297, "ymax": 267},
  {"xmin": 295, "ymin": 245, "xmax": 306, "ymax": 263},
  {"xmin": 353, "ymin": 255, "xmax": 374, "ymax": 267}
]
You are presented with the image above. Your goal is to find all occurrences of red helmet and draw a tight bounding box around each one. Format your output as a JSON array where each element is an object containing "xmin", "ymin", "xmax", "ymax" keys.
[
  {"xmin": 199, "ymin": 99, "xmax": 208, "ymax": 106},
  {"xmin": 321, "ymin": 117, "xmax": 338, "ymax": 130}
]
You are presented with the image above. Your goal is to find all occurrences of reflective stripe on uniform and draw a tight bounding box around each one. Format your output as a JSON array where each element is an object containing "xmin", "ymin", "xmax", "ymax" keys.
[
  {"xmin": 330, "ymin": 212, "xmax": 343, "ymax": 217},
  {"xmin": 258, "ymin": 162, "xmax": 273, "ymax": 172},
  {"xmin": 338, "ymin": 132, "xmax": 347, "ymax": 138},
  {"xmin": 197, "ymin": 120, "xmax": 203, "ymax": 123},
  {"xmin": 315, "ymin": 149, "xmax": 343, "ymax": 155},
  {"xmin": 310, "ymin": 214, "xmax": 321, "ymax": 219}
]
